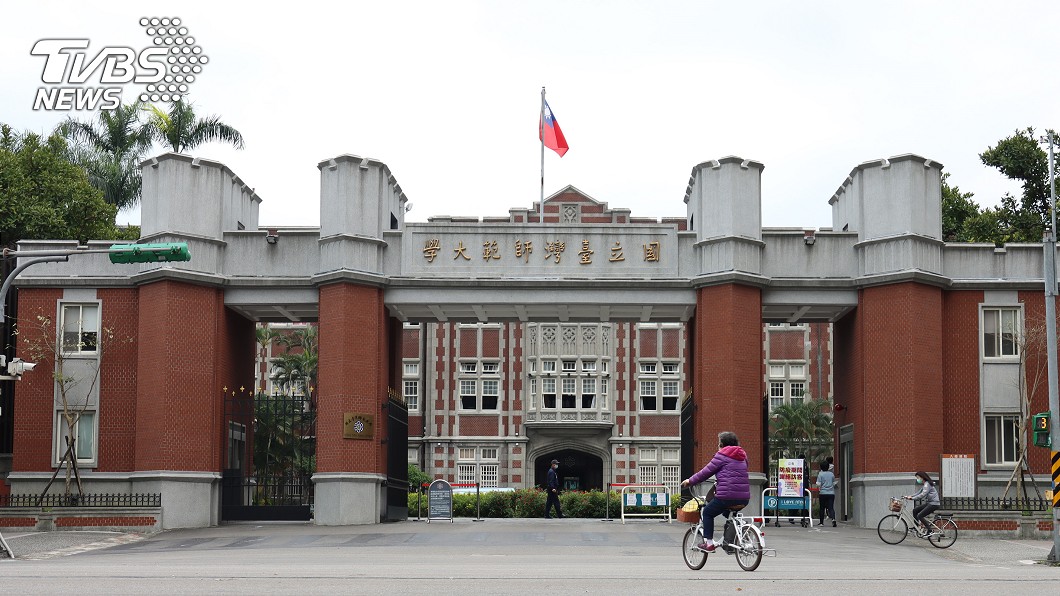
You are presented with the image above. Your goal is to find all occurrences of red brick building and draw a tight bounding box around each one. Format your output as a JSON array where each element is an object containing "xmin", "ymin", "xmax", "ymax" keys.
[{"xmin": 1, "ymin": 152, "xmax": 1054, "ymax": 530}]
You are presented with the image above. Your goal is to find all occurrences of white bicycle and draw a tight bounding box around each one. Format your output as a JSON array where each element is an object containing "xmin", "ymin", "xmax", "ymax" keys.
[{"xmin": 680, "ymin": 482, "xmax": 774, "ymax": 572}]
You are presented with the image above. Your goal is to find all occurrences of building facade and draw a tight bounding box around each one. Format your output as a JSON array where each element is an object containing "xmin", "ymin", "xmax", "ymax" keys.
[{"xmin": 1, "ymin": 151, "xmax": 1054, "ymax": 529}]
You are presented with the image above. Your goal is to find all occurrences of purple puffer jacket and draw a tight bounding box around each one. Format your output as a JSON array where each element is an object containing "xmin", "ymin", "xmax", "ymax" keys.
[{"xmin": 688, "ymin": 446, "xmax": 750, "ymax": 500}]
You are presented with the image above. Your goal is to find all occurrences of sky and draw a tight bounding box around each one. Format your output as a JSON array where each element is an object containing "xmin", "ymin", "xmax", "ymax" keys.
[{"xmin": 2, "ymin": 1, "xmax": 1057, "ymax": 230}]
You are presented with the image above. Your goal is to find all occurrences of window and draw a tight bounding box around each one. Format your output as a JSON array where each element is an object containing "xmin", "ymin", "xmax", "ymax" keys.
[
  {"xmin": 542, "ymin": 361, "xmax": 556, "ymax": 373},
  {"xmin": 61, "ymin": 303, "xmax": 99, "ymax": 354},
  {"xmin": 482, "ymin": 362, "xmax": 499, "ymax": 374},
  {"xmin": 789, "ymin": 364, "xmax": 805, "ymax": 378},
  {"xmin": 641, "ymin": 447, "xmax": 658, "ymax": 461},
  {"xmin": 601, "ymin": 361, "xmax": 609, "ymax": 374},
  {"xmin": 662, "ymin": 465, "xmax": 681, "ymax": 494},
  {"xmin": 460, "ymin": 380, "xmax": 477, "ymax": 410},
  {"xmin": 480, "ymin": 447, "xmax": 498, "ymax": 460},
  {"xmin": 639, "ymin": 465, "xmax": 659, "ymax": 485},
  {"xmin": 769, "ymin": 364, "xmax": 785, "ymax": 378},
  {"xmin": 457, "ymin": 464, "xmax": 477, "ymax": 484},
  {"xmin": 562, "ymin": 378, "xmax": 577, "ymax": 408},
  {"xmin": 407, "ymin": 447, "xmax": 418, "ymax": 463},
  {"xmin": 479, "ymin": 464, "xmax": 499, "ymax": 488},
  {"xmin": 581, "ymin": 378, "xmax": 596, "ymax": 409},
  {"xmin": 662, "ymin": 381, "xmax": 680, "ymax": 410},
  {"xmin": 640, "ymin": 362, "xmax": 657, "ymax": 374},
  {"xmin": 542, "ymin": 378, "xmax": 557, "ymax": 408},
  {"xmin": 529, "ymin": 379, "xmax": 537, "ymax": 409},
  {"xmin": 662, "ymin": 447, "xmax": 679, "ymax": 461},
  {"xmin": 581, "ymin": 360, "xmax": 597, "ymax": 373},
  {"xmin": 983, "ymin": 307, "xmax": 1020, "ymax": 358},
  {"xmin": 562, "ymin": 360, "xmax": 577, "ymax": 372},
  {"xmin": 640, "ymin": 380, "xmax": 657, "ymax": 410},
  {"xmin": 662, "ymin": 363, "xmax": 679, "ymax": 374},
  {"xmin": 55, "ymin": 410, "xmax": 96, "ymax": 465},
  {"xmin": 600, "ymin": 379, "xmax": 609, "ymax": 409},
  {"xmin": 789, "ymin": 382, "xmax": 805, "ymax": 404},
  {"xmin": 403, "ymin": 380, "xmax": 419, "ymax": 411},
  {"xmin": 985, "ymin": 414, "xmax": 1019, "ymax": 464},
  {"xmin": 482, "ymin": 379, "xmax": 499, "ymax": 410},
  {"xmin": 458, "ymin": 447, "xmax": 476, "ymax": 460},
  {"xmin": 769, "ymin": 381, "xmax": 784, "ymax": 410},
  {"xmin": 460, "ymin": 362, "xmax": 478, "ymax": 374},
  {"xmin": 404, "ymin": 363, "xmax": 419, "ymax": 376}
]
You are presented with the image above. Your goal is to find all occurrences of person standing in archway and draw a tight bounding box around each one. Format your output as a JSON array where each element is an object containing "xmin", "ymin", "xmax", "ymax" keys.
[{"xmin": 545, "ymin": 459, "xmax": 564, "ymax": 519}]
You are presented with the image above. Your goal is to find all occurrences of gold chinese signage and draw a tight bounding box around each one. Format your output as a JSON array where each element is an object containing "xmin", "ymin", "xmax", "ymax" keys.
[
  {"xmin": 343, "ymin": 413, "xmax": 374, "ymax": 440},
  {"xmin": 420, "ymin": 238, "xmax": 662, "ymax": 265}
]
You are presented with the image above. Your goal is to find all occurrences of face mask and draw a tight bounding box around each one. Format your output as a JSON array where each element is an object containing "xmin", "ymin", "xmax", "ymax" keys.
[{"xmin": 915, "ymin": 478, "xmax": 923, "ymax": 484}]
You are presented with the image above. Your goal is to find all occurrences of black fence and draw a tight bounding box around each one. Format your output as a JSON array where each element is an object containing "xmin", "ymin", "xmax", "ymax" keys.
[
  {"xmin": 0, "ymin": 493, "xmax": 161, "ymax": 508},
  {"xmin": 941, "ymin": 496, "xmax": 1050, "ymax": 512}
]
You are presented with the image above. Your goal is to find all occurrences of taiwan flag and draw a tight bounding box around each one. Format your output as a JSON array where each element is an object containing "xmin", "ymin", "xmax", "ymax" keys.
[{"xmin": 540, "ymin": 99, "xmax": 569, "ymax": 157}]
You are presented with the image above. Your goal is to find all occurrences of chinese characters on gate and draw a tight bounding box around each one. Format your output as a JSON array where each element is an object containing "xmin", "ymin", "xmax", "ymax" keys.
[{"xmin": 421, "ymin": 238, "xmax": 662, "ymax": 265}]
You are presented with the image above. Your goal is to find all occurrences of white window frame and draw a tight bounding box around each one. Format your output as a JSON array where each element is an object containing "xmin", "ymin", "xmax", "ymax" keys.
[
  {"xmin": 982, "ymin": 307, "xmax": 1021, "ymax": 360},
  {"xmin": 457, "ymin": 463, "xmax": 477, "ymax": 484},
  {"xmin": 662, "ymin": 363, "xmax": 679, "ymax": 374},
  {"xmin": 789, "ymin": 364, "xmax": 805, "ymax": 379},
  {"xmin": 640, "ymin": 447, "xmax": 658, "ymax": 461},
  {"xmin": 403, "ymin": 379, "xmax": 419, "ymax": 411},
  {"xmin": 460, "ymin": 379, "xmax": 477, "ymax": 410},
  {"xmin": 542, "ymin": 360, "xmax": 557, "ymax": 373},
  {"xmin": 768, "ymin": 364, "xmax": 785, "ymax": 378},
  {"xmin": 403, "ymin": 362, "xmax": 419, "ymax": 376},
  {"xmin": 640, "ymin": 379, "xmax": 657, "ymax": 411},
  {"xmin": 984, "ymin": 413, "xmax": 1020, "ymax": 465},
  {"xmin": 481, "ymin": 379, "xmax": 499, "ymax": 410},
  {"xmin": 639, "ymin": 362, "xmax": 657, "ymax": 374},
  {"xmin": 60, "ymin": 302, "xmax": 100, "ymax": 355},
  {"xmin": 562, "ymin": 360, "xmax": 577, "ymax": 372},
  {"xmin": 662, "ymin": 465, "xmax": 681, "ymax": 494},
  {"xmin": 662, "ymin": 380, "xmax": 680, "ymax": 411},
  {"xmin": 460, "ymin": 362, "xmax": 478, "ymax": 374},
  {"xmin": 482, "ymin": 362, "xmax": 499, "ymax": 374},
  {"xmin": 479, "ymin": 463, "xmax": 499, "ymax": 488},
  {"xmin": 581, "ymin": 360, "xmax": 597, "ymax": 373},
  {"xmin": 639, "ymin": 464, "xmax": 659, "ymax": 485},
  {"xmin": 458, "ymin": 447, "xmax": 476, "ymax": 460},
  {"xmin": 54, "ymin": 410, "xmax": 97, "ymax": 467}
]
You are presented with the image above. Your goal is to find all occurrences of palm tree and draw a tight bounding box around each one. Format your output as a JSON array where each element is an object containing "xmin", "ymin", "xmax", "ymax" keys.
[
  {"xmin": 144, "ymin": 100, "xmax": 245, "ymax": 153},
  {"xmin": 59, "ymin": 101, "xmax": 153, "ymax": 211},
  {"xmin": 769, "ymin": 398, "xmax": 834, "ymax": 462}
]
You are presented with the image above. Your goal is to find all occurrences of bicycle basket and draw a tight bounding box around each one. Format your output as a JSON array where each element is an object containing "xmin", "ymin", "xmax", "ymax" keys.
[{"xmin": 888, "ymin": 498, "xmax": 901, "ymax": 512}]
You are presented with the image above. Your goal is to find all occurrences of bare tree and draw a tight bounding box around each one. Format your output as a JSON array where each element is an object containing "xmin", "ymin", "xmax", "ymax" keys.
[
  {"xmin": 16, "ymin": 309, "xmax": 129, "ymax": 503},
  {"xmin": 1002, "ymin": 309, "xmax": 1049, "ymax": 508}
]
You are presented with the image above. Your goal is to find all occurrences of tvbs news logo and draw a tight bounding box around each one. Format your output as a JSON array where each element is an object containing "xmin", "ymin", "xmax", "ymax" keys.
[{"xmin": 31, "ymin": 17, "xmax": 208, "ymax": 111}]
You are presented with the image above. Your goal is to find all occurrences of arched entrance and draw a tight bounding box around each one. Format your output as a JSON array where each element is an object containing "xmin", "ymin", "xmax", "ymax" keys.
[{"xmin": 535, "ymin": 450, "xmax": 603, "ymax": 491}]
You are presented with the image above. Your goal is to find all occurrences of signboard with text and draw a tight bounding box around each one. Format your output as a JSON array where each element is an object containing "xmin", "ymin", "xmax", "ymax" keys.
[{"xmin": 777, "ymin": 458, "xmax": 805, "ymax": 498}]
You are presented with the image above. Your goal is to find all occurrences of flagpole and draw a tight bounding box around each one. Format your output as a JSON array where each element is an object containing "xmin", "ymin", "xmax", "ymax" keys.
[{"xmin": 540, "ymin": 86, "xmax": 546, "ymax": 222}]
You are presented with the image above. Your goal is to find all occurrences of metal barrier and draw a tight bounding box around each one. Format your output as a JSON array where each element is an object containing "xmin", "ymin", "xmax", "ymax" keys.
[
  {"xmin": 761, "ymin": 487, "xmax": 813, "ymax": 527},
  {"xmin": 617, "ymin": 484, "xmax": 672, "ymax": 524}
]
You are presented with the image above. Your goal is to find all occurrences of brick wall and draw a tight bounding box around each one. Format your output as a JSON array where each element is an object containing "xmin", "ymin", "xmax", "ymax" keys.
[
  {"xmin": 858, "ymin": 283, "xmax": 943, "ymax": 473},
  {"xmin": 638, "ymin": 414, "xmax": 679, "ymax": 437},
  {"xmin": 96, "ymin": 288, "xmax": 139, "ymax": 472},
  {"xmin": 317, "ymin": 282, "xmax": 386, "ymax": 475},
  {"xmin": 941, "ymin": 290, "xmax": 983, "ymax": 459},
  {"xmin": 459, "ymin": 415, "xmax": 499, "ymax": 436},
  {"xmin": 768, "ymin": 328, "xmax": 805, "ymax": 360},
  {"xmin": 693, "ymin": 284, "xmax": 763, "ymax": 472},
  {"xmin": 134, "ymin": 281, "xmax": 235, "ymax": 471},
  {"xmin": 12, "ymin": 288, "xmax": 64, "ymax": 471}
]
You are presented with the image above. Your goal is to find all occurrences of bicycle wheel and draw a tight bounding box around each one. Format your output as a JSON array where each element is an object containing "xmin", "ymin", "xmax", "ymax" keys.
[
  {"xmin": 928, "ymin": 518, "xmax": 957, "ymax": 549},
  {"xmin": 682, "ymin": 527, "xmax": 708, "ymax": 570},
  {"xmin": 877, "ymin": 514, "xmax": 908, "ymax": 544},
  {"xmin": 735, "ymin": 525, "xmax": 763, "ymax": 572}
]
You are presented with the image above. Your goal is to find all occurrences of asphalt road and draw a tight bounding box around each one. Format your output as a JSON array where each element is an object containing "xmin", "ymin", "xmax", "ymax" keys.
[{"xmin": 1, "ymin": 518, "xmax": 1056, "ymax": 595}]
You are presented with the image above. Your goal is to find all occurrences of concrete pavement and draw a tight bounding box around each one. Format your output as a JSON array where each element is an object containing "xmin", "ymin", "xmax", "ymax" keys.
[{"xmin": 0, "ymin": 519, "xmax": 1056, "ymax": 594}]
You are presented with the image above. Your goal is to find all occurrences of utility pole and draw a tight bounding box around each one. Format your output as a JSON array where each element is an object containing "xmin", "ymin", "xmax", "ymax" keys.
[{"xmin": 1044, "ymin": 135, "xmax": 1060, "ymax": 563}]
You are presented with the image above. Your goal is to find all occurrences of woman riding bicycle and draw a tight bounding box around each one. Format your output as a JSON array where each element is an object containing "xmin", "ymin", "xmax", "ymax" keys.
[
  {"xmin": 903, "ymin": 471, "xmax": 940, "ymax": 534},
  {"xmin": 680, "ymin": 431, "xmax": 750, "ymax": 552}
]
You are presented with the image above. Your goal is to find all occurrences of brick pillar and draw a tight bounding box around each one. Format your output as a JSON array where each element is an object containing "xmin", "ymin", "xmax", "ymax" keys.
[
  {"xmin": 134, "ymin": 280, "xmax": 254, "ymax": 528},
  {"xmin": 692, "ymin": 284, "xmax": 764, "ymax": 473},
  {"xmin": 314, "ymin": 281, "xmax": 389, "ymax": 524},
  {"xmin": 839, "ymin": 282, "xmax": 943, "ymax": 526}
]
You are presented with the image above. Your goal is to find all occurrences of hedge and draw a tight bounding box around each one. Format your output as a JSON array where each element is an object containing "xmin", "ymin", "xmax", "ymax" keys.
[{"xmin": 406, "ymin": 488, "xmax": 681, "ymax": 518}]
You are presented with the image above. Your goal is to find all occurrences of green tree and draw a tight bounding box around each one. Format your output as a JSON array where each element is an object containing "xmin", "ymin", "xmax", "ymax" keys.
[
  {"xmin": 977, "ymin": 127, "xmax": 1060, "ymax": 243},
  {"xmin": 0, "ymin": 125, "xmax": 120, "ymax": 249},
  {"xmin": 941, "ymin": 173, "xmax": 981, "ymax": 242},
  {"xmin": 59, "ymin": 101, "xmax": 153, "ymax": 211},
  {"xmin": 768, "ymin": 398, "xmax": 834, "ymax": 462},
  {"xmin": 144, "ymin": 100, "xmax": 245, "ymax": 153}
]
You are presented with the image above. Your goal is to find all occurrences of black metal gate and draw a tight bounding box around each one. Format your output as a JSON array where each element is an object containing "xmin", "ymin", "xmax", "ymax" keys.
[
  {"xmin": 222, "ymin": 388, "xmax": 316, "ymax": 521},
  {"xmin": 384, "ymin": 389, "xmax": 408, "ymax": 521},
  {"xmin": 680, "ymin": 392, "xmax": 695, "ymax": 485}
]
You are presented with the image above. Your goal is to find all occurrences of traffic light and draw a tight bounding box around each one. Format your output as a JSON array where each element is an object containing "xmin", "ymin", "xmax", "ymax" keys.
[
  {"xmin": 108, "ymin": 242, "xmax": 191, "ymax": 264},
  {"xmin": 1033, "ymin": 412, "xmax": 1051, "ymax": 448}
]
